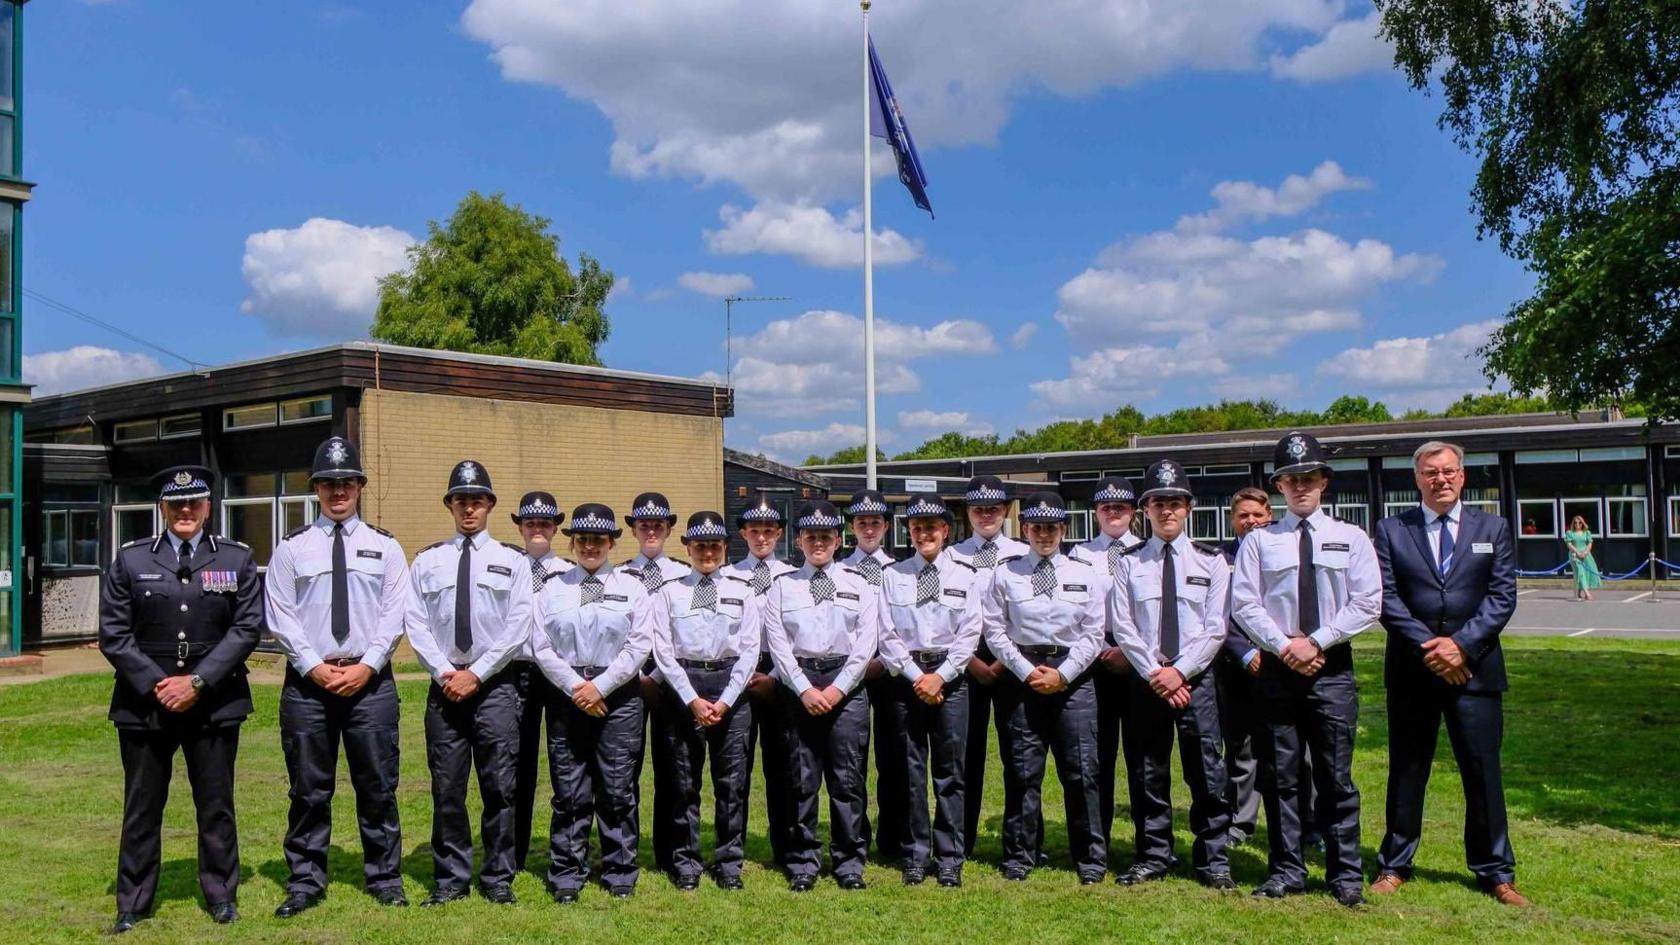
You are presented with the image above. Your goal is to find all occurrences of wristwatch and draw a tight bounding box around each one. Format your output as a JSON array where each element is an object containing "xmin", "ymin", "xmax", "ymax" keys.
[{"xmin": 189, "ymin": 674, "xmax": 206, "ymax": 692}]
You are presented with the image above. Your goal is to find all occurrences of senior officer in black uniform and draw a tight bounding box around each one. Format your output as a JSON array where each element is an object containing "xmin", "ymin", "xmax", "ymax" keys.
[
  {"xmin": 99, "ymin": 465, "xmax": 262, "ymax": 934},
  {"xmin": 764, "ymin": 500, "xmax": 882, "ymax": 892},
  {"xmin": 266, "ymin": 437, "xmax": 411, "ymax": 917},
  {"xmin": 982, "ymin": 491, "xmax": 1107, "ymax": 883},
  {"xmin": 877, "ymin": 496, "xmax": 983, "ymax": 887},
  {"xmin": 729, "ymin": 494, "xmax": 798, "ymax": 866},
  {"xmin": 510, "ymin": 491, "xmax": 571, "ymax": 871},
  {"xmin": 1107, "ymin": 460, "xmax": 1236, "ymax": 890},
  {"xmin": 839, "ymin": 489, "xmax": 907, "ymax": 865},
  {"xmin": 1231, "ymin": 433, "xmax": 1382, "ymax": 907},
  {"xmin": 405, "ymin": 460, "xmax": 535, "ymax": 907}
]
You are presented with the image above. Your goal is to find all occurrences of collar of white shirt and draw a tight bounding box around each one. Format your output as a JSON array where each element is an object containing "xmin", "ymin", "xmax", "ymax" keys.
[
  {"xmin": 1150, "ymin": 532, "xmax": 1192, "ymax": 556},
  {"xmin": 165, "ymin": 529, "xmax": 205, "ymax": 554},
  {"xmin": 1280, "ymin": 507, "xmax": 1330, "ymax": 532},
  {"xmin": 316, "ymin": 514, "xmax": 360, "ymax": 535},
  {"xmin": 577, "ymin": 561, "xmax": 616, "ymax": 580},
  {"xmin": 1421, "ymin": 501, "xmax": 1463, "ymax": 527},
  {"xmin": 455, "ymin": 530, "xmax": 492, "ymax": 551}
]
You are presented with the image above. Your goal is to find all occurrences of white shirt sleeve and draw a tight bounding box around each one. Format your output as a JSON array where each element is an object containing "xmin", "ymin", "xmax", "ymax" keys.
[
  {"xmin": 1309, "ymin": 529, "xmax": 1383, "ymax": 651},
  {"xmin": 403, "ymin": 554, "xmax": 450, "ymax": 684},
  {"xmin": 362, "ymin": 536, "xmax": 411, "ymax": 673},
  {"xmin": 1231, "ymin": 533, "xmax": 1291, "ymax": 655},
  {"xmin": 1175, "ymin": 555, "xmax": 1230, "ymax": 679},
  {"xmin": 833, "ymin": 584, "xmax": 879, "ymax": 695},
  {"xmin": 595, "ymin": 583, "xmax": 656, "ymax": 696}
]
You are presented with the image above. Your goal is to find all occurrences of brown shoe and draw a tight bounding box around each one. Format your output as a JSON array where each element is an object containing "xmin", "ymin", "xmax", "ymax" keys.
[
  {"xmin": 1369, "ymin": 872, "xmax": 1405, "ymax": 894},
  {"xmin": 1491, "ymin": 883, "xmax": 1531, "ymax": 907}
]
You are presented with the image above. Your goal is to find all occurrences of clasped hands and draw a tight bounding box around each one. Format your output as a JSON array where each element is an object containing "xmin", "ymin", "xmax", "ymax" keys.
[{"xmin": 1421, "ymin": 636, "xmax": 1472, "ymax": 686}]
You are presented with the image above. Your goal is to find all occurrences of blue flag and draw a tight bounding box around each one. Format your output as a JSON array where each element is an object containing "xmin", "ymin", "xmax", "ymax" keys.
[{"xmin": 868, "ymin": 37, "xmax": 933, "ymax": 217}]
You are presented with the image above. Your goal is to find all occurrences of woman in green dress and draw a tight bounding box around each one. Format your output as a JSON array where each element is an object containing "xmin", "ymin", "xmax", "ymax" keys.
[{"xmin": 1565, "ymin": 516, "xmax": 1602, "ymax": 601}]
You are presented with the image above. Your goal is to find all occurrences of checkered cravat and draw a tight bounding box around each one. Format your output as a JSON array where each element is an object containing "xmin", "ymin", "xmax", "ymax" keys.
[
  {"xmin": 974, "ymin": 539, "xmax": 998, "ymax": 569},
  {"xmin": 810, "ymin": 567, "xmax": 836, "ymax": 603},
  {"xmin": 856, "ymin": 554, "xmax": 882, "ymax": 586},
  {"xmin": 639, "ymin": 563, "xmax": 664, "ymax": 593},
  {"xmin": 529, "ymin": 557, "xmax": 547, "ymax": 593},
  {"xmin": 916, "ymin": 560, "xmax": 941, "ymax": 605},
  {"xmin": 751, "ymin": 559, "xmax": 772, "ymax": 596},
  {"xmin": 581, "ymin": 573, "xmax": 604, "ymax": 605},
  {"xmin": 1031, "ymin": 556, "xmax": 1057, "ymax": 597},
  {"xmin": 692, "ymin": 574, "xmax": 717, "ymax": 612},
  {"xmin": 1107, "ymin": 540, "xmax": 1124, "ymax": 576}
]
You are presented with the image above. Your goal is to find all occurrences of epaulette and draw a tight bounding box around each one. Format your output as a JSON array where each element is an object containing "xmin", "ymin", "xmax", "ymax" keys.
[
  {"xmin": 1192, "ymin": 541, "xmax": 1222, "ymax": 557},
  {"xmin": 1063, "ymin": 556, "xmax": 1093, "ymax": 567},
  {"xmin": 421, "ymin": 539, "xmax": 450, "ymax": 553},
  {"xmin": 542, "ymin": 570, "xmax": 565, "ymax": 583},
  {"xmin": 1119, "ymin": 542, "xmax": 1147, "ymax": 556},
  {"xmin": 216, "ymin": 536, "xmax": 250, "ymax": 550},
  {"xmin": 721, "ymin": 573, "xmax": 751, "ymax": 584},
  {"xmin": 282, "ymin": 524, "xmax": 312, "ymax": 541},
  {"xmin": 367, "ymin": 523, "xmax": 394, "ymax": 538},
  {"xmin": 558, "ymin": 556, "xmax": 577, "ymax": 566},
  {"xmin": 774, "ymin": 570, "xmax": 798, "ymax": 580},
  {"xmin": 948, "ymin": 558, "xmax": 977, "ymax": 571},
  {"xmin": 122, "ymin": 537, "xmax": 152, "ymax": 549},
  {"xmin": 621, "ymin": 567, "xmax": 644, "ymax": 578},
  {"xmin": 501, "ymin": 541, "xmax": 525, "ymax": 554},
  {"xmin": 1000, "ymin": 554, "xmax": 1025, "ymax": 564}
]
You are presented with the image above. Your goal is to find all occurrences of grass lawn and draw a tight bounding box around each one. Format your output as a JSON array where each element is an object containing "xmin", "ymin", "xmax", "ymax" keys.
[{"xmin": 0, "ymin": 634, "xmax": 1676, "ymax": 944}]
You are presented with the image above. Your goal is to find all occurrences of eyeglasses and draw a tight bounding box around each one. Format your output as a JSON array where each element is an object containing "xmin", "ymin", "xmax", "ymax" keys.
[{"xmin": 1419, "ymin": 469, "xmax": 1463, "ymax": 482}]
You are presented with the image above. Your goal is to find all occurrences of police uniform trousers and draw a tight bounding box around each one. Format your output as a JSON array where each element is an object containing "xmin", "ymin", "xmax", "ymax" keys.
[
  {"xmin": 115, "ymin": 722, "xmax": 242, "ymax": 913},
  {"xmin": 868, "ymin": 671, "xmax": 910, "ymax": 861},
  {"xmin": 423, "ymin": 670, "xmax": 521, "ymax": 893},
  {"xmin": 779, "ymin": 660, "xmax": 871, "ymax": 881},
  {"xmin": 1255, "ymin": 648, "xmax": 1362, "ymax": 891},
  {"xmin": 279, "ymin": 665, "xmax": 402, "ymax": 896},
  {"xmin": 992, "ymin": 651, "xmax": 1106, "ymax": 876},
  {"xmin": 512, "ymin": 660, "xmax": 561, "ymax": 870},
  {"xmin": 1376, "ymin": 684, "xmax": 1514, "ymax": 889},
  {"xmin": 545, "ymin": 669, "xmax": 646, "ymax": 892},
  {"xmin": 652, "ymin": 663, "xmax": 755, "ymax": 880},
  {"xmin": 1094, "ymin": 663, "xmax": 1129, "ymax": 852},
  {"xmin": 1215, "ymin": 651, "xmax": 1316, "ymax": 842},
  {"xmin": 891, "ymin": 662, "xmax": 970, "ymax": 872},
  {"xmin": 962, "ymin": 641, "xmax": 996, "ymax": 857},
  {"xmin": 1121, "ymin": 670, "xmax": 1232, "ymax": 876},
  {"xmin": 746, "ymin": 653, "xmax": 796, "ymax": 866}
]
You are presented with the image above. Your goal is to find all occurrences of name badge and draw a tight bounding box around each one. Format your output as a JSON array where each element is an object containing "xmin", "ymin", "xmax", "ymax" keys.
[
  {"xmin": 837, "ymin": 591, "xmax": 860, "ymax": 602},
  {"xmin": 357, "ymin": 549, "xmax": 383, "ymax": 560},
  {"xmin": 1062, "ymin": 583, "xmax": 1087, "ymax": 592},
  {"xmin": 721, "ymin": 597, "xmax": 744, "ymax": 606},
  {"xmin": 137, "ymin": 573, "xmax": 164, "ymax": 581},
  {"xmin": 1186, "ymin": 575, "xmax": 1211, "ymax": 587},
  {"xmin": 942, "ymin": 588, "xmax": 967, "ymax": 599},
  {"xmin": 1322, "ymin": 542, "xmax": 1351, "ymax": 552},
  {"xmin": 604, "ymin": 593, "xmax": 629, "ymax": 602},
  {"xmin": 487, "ymin": 564, "xmax": 512, "ymax": 576},
  {"xmin": 1472, "ymin": 542, "xmax": 1493, "ymax": 554},
  {"xmin": 201, "ymin": 570, "xmax": 239, "ymax": 593}
]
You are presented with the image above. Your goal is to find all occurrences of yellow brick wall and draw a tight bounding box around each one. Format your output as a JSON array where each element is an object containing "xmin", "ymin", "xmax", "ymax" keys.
[{"xmin": 358, "ymin": 388, "xmax": 723, "ymax": 564}]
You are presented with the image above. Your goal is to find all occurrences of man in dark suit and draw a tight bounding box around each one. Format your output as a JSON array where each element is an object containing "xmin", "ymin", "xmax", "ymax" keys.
[
  {"xmin": 1371, "ymin": 441, "xmax": 1529, "ymax": 907},
  {"xmin": 98, "ymin": 465, "xmax": 264, "ymax": 933}
]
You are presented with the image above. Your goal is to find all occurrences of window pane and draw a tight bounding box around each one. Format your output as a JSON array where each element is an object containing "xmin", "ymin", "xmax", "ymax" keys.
[
  {"xmin": 1518, "ymin": 500, "xmax": 1557, "ymax": 537},
  {"xmin": 1561, "ymin": 500, "xmax": 1601, "ymax": 535},
  {"xmin": 71, "ymin": 511, "xmax": 100, "ymax": 566},
  {"xmin": 223, "ymin": 403, "xmax": 276, "ymax": 430},
  {"xmin": 1607, "ymin": 499, "xmax": 1648, "ymax": 537},
  {"xmin": 44, "ymin": 511, "xmax": 66, "ymax": 566},
  {"xmin": 159, "ymin": 413, "xmax": 202, "ymax": 438},
  {"xmin": 0, "ymin": 404, "xmax": 11, "ymax": 494},
  {"xmin": 224, "ymin": 501, "xmax": 275, "ymax": 567},
  {"xmin": 223, "ymin": 473, "xmax": 276, "ymax": 498},
  {"xmin": 279, "ymin": 395, "xmax": 332, "ymax": 423},
  {"xmin": 1190, "ymin": 507, "xmax": 1221, "ymax": 541},
  {"xmin": 0, "ymin": 114, "xmax": 12, "ymax": 178},
  {"xmin": 114, "ymin": 507, "xmax": 155, "ymax": 548},
  {"xmin": 281, "ymin": 471, "xmax": 313, "ymax": 495},
  {"xmin": 280, "ymin": 498, "xmax": 315, "ymax": 533},
  {"xmin": 113, "ymin": 419, "xmax": 157, "ymax": 444},
  {"xmin": 0, "ymin": 6, "xmax": 14, "ymax": 114},
  {"xmin": 0, "ymin": 206, "xmax": 12, "ymax": 316}
]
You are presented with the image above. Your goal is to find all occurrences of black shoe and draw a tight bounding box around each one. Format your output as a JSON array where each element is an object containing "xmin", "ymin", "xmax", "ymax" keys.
[
  {"xmin": 479, "ymin": 884, "xmax": 516, "ymax": 905},
  {"xmin": 549, "ymin": 885, "xmax": 580, "ymax": 904},
  {"xmin": 1079, "ymin": 870, "xmax": 1106, "ymax": 886},
  {"xmin": 715, "ymin": 872, "xmax": 744, "ymax": 891},
  {"xmin": 1200, "ymin": 872, "xmax": 1238, "ymax": 891},
  {"xmin": 1333, "ymin": 885, "xmax": 1367, "ymax": 908},
  {"xmin": 208, "ymin": 901, "xmax": 239, "ymax": 925},
  {"xmin": 1036, "ymin": 850, "xmax": 1051, "ymax": 867},
  {"xmin": 110, "ymin": 913, "xmax": 144, "ymax": 935},
  {"xmin": 936, "ymin": 866, "xmax": 962, "ymax": 888},
  {"xmin": 420, "ymin": 887, "xmax": 469, "ymax": 907},
  {"xmin": 837, "ymin": 874, "xmax": 867, "ymax": 891},
  {"xmin": 902, "ymin": 867, "xmax": 926, "ymax": 886},
  {"xmin": 273, "ymin": 892, "xmax": 323, "ymax": 918},
  {"xmin": 609, "ymin": 885, "xmax": 635, "ymax": 899},
  {"xmin": 371, "ymin": 887, "xmax": 408, "ymax": 907},
  {"xmin": 1252, "ymin": 877, "xmax": 1305, "ymax": 899},
  {"xmin": 788, "ymin": 876, "xmax": 816, "ymax": 893},
  {"xmin": 1117, "ymin": 862, "xmax": 1171, "ymax": 886},
  {"xmin": 1002, "ymin": 866, "xmax": 1031, "ymax": 882},
  {"xmin": 674, "ymin": 872, "xmax": 701, "ymax": 890}
]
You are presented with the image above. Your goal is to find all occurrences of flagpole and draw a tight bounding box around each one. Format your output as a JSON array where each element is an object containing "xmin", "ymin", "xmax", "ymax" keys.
[{"xmin": 861, "ymin": 0, "xmax": 878, "ymax": 490}]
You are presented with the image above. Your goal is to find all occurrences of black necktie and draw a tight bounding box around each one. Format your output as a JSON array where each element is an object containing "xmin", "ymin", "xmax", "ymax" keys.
[
  {"xmin": 1159, "ymin": 544, "xmax": 1179, "ymax": 662},
  {"xmin": 455, "ymin": 537, "xmax": 474, "ymax": 653},
  {"xmin": 331, "ymin": 522, "xmax": 350, "ymax": 643},
  {"xmin": 176, "ymin": 538, "xmax": 192, "ymax": 581},
  {"xmin": 1297, "ymin": 520, "xmax": 1317, "ymax": 638}
]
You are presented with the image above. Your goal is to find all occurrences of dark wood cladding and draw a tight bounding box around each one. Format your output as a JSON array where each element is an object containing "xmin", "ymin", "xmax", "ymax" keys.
[{"xmin": 26, "ymin": 345, "xmax": 733, "ymax": 432}]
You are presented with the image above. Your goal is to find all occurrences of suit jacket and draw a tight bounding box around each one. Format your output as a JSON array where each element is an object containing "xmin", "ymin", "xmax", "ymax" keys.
[
  {"xmin": 1372, "ymin": 506, "xmax": 1516, "ymax": 694},
  {"xmin": 98, "ymin": 532, "xmax": 264, "ymax": 730}
]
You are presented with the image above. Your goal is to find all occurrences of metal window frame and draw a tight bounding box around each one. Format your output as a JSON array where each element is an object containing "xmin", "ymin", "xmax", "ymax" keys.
[
  {"xmin": 111, "ymin": 503, "xmax": 160, "ymax": 560},
  {"xmin": 112, "ymin": 418, "xmax": 158, "ymax": 444},
  {"xmin": 158, "ymin": 412, "xmax": 202, "ymax": 439},
  {"xmin": 1517, "ymin": 498, "xmax": 1560, "ymax": 538},
  {"xmin": 278, "ymin": 394, "xmax": 333, "ymax": 426},
  {"xmin": 1605, "ymin": 496, "xmax": 1649, "ymax": 537},
  {"xmin": 222, "ymin": 402, "xmax": 278, "ymax": 431}
]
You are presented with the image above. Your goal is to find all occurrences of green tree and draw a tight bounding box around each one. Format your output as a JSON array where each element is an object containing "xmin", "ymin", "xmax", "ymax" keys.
[
  {"xmin": 1319, "ymin": 395, "xmax": 1393, "ymax": 425},
  {"xmin": 1377, "ymin": 1, "xmax": 1680, "ymax": 419},
  {"xmin": 805, "ymin": 445, "xmax": 887, "ymax": 466},
  {"xmin": 372, "ymin": 192, "xmax": 613, "ymax": 365},
  {"xmin": 1440, "ymin": 391, "xmax": 1552, "ymax": 417}
]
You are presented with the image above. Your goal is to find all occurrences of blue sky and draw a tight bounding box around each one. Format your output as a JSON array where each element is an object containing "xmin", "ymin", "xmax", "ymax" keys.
[{"xmin": 22, "ymin": 1, "xmax": 1532, "ymax": 461}]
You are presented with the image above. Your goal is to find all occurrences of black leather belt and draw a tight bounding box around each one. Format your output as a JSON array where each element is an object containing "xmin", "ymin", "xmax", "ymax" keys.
[
  {"xmin": 320, "ymin": 656, "xmax": 364, "ymax": 668},
  {"xmin": 911, "ymin": 649, "xmax": 948, "ymax": 667},
  {"xmin": 796, "ymin": 655, "xmax": 847, "ymax": 673},
  {"xmin": 138, "ymin": 640, "xmax": 215, "ymax": 659},
  {"xmin": 678, "ymin": 657, "xmax": 737, "ymax": 672},
  {"xmin": 1019, "ymin": 644, "xmax": 1070, "ymax": 659},
  {"xmin": 572, "ymin": 665, "xmax": 608, "ymax": 679}
]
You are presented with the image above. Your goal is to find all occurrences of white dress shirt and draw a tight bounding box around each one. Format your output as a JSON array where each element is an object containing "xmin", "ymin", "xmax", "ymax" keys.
[
  {"xmin": 981, "ymin": 551, "xmax": 1105, "ymax": 681},
  {"xmin": 532, "ymin": 562, "xmax": 657, "ymax": 698},
  {"xmin": 878, "ymin": 552, "xmax": 984, "ymax": 683},
  {"xmin": 841, "ymin": 545, "xmax": 894, "ymax": 583},
  {"xmin": 1421, "ymin": 500, "xmax": 1464, "ymax": 563},
  {"xmin": 651, "ymin": 569, "xmax": 762, "ymax": 707},
  {"xmin": 1107, "ymin": 533, "xmax": 1230, "ymax": 680},
  {"xmin": 1070, "ymin": 530, "xmax": 1142, "ymax": 643},
  {"xmin": 763, "ymin": 561, "xmax": 881, "ymax": 697},
  {"xmin": 517, "ymin": 551, "xmax": 574, "ymax": 661},
  {"xmin": 722, "ymin": 553, "xmax": 798, "ymax": 650},
  {"xmin": 947, "ymin": 532, "xmax": 1028, "ymax": 569},
  {"xmin": 265, "ymin": 514, "xmax": 410, "ymax": 674},
  {"xmin": 1231, "ymin": 507, "xmax": 1383, "ymax": 656},
  {"xmin": 625, "ymin": 552, "xmax": 693, "ymax": 589},
  {"xmin": 404, "ymin": 529, "xmax": 535, "ymax": 684}
]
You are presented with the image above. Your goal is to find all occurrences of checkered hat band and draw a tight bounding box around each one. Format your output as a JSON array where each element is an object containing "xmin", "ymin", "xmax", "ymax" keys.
[
  {"xmin": 632, "ymin": 504, "xmax": 672, "ymax": 518},
  {"xmin": 847, "ymin": 500, "xmax": 889, "ymax": 515},
  {"xmin": 966, "ymin": 487, "xmax": 1006, "ymax": 503},
  {"xmin": 741, "ymin": 507, "xmax": 781, "ymax": 521},
  {"xmin": 162, "ymin": 485, "xmax": 211, "ymax": 500},
  {"xmin": 796, "ymin": 513, "xmax": 843, "ymax": 529},
  {"xmin": 903, "ymin": 499, "xmax": 949, "ymax": 518},
  {"xmin": 520, "ymin": 502, "xmax": 559, "ymax": 517},
  {"xmin": 685, "ymin": 522, "xmax": 728, "ymax": 540},
  {"xmin": 567, "ymin": 514, "xmax": 617, "ymax": 531},
  {"xmin": 1019, "ymin": 508, "xmax": 1068, "ymax": 522},
  {"xmin": 1093, "ymin": 487, "xmax": 1135, "ymax": 502}
]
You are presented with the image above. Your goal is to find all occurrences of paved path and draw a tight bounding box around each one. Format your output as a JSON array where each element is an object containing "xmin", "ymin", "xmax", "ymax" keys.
[{"xmin": 1508, "ymin": 588, "xmax": 1680, "ymax": 640}]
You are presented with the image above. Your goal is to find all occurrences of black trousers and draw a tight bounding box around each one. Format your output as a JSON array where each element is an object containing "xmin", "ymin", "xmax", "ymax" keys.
[
  {"xmin": 1377, "ymin": 685, "xmax": 1515, "ymax": 888},
  {"xmin": 1122, "ymin": 671, "xmax": 1231, "ymax": 875},
  {"xmin": 780, "ymin": 666, "xmax": 871, "ymax": 881},
  {"xmin": 868, "ymin": 672, "xmax": 910, "ymax": 861},
  {"xmin": 1215, "ymin": 652, "xmax": 1316, "ymax": 839},
  {"xmin": 279, "ymin": 667, "xmax": 402, "ymax": 896},
  {"xmin": 993, "ymin": 660, "xmax": 1106, "ymax": 876},
  {"xmin": 546, "ymin": 679, "xmax": 645, "ymax": 891},
  {"xmin": 1255, "ymin": 652, "xmax": 1362, "ymax": 890},
  {"xmin": 115, "ymin": 724, "xmax": 241, "ymax": 913},
  {"xmin": 1094, "ymin": 664, "xmax": 1128, "ymax": 851},
  {"xmin": 746, "ymin": 654, "xmax": 795, "ymax": 866},
  {"xmin": 652, "ymin": 666, "xmax": 754, "ymax": 879},
  {"xmin": 962, "ymin": 642, "xmax": 996, "ymax": 857},
  {"xmin": 893, "ymin": 672, "xmax": 970, "ymax": 871},
  {"xmin": 423, "ymin": 672, "xmax": 520, "ymax": 892},
  {"xmin": 512, "ymin": 662, "xmax": 560, "ymax": 870}
]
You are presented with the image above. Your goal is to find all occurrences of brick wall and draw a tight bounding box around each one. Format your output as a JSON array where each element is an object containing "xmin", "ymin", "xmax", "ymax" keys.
[{"xmin": 358, "ymin": 388, "xmax": 723, "ymax": 563}]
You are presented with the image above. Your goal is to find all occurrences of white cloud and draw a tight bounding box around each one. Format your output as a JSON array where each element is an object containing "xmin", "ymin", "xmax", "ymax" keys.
[
  {"xmin": 1031, "ymin": 335, "xmax": 1230, "ymax": 410},
  {"xmin": 1175, "ymin": 160, "xmax": 1370, "ymax": 234},
  {"xmin": 704, "ymin": 202, "xmax": 921, "ymax": 269},
  {"xmin": 1009, "ymin": 322, "xmax": 1038, "ymax": 350},
  {"xmin": 758, "ymin": 422, "xmax": 870, "ymax": 463},
  {"xmin": 1317, "ymin": 320, "xmax": 1498, "ymax": 390},
  {"xmin": 898, "ymin": 409, "xmax": 995, "ymax": 436},
  {"xmin": 607, "ymin": 276, "xmax": 634, "ymax": 301},
  {"xmin": 1270, "ymin": 10, "xmax": 1392, "ymax": 82},
  {"xmin": 1212, "ymin": 371, "xmax": 1299, "ymax": 402},
  {"xmin": 239, "ymin": 218, "xmax": 413, "ymax": 338},
  {"xmin": 678, "ymin": 271, "xmax": 756, "ymax": 298},
  {"xmin": 728, "ymin": 356, "xmax": 920, "ymax": 419},
  {"xmin": 24, "ymin": 346, "xmax": 165, "ymax": 396}
]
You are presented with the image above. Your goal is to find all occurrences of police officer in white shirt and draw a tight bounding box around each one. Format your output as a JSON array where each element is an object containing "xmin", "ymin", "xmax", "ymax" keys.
[
  {"xmin": 509, "ymin": 491, "xmax": 572, "ymax": 871},
  {"xmin": 1108, "ymin": 460, "xmax": 1236, "ymax": 890},
  {"xmin": 1067, "ymin": 476, "xmax": 1141, "ymax": 857},
  {"xmin": 266, "ymin": 437, "xmax": 411, "ymax": 916},
  {"xmin": 1232, "ymin": 432, "xmax": 1382, "ymax": 907},
  {"xmin": 649, "ymin": 511, "xmax": 762, "ymax": 892},
  {"xmin": 404, "ymin": 460, "xmax": 535, "ymax": 907},
  {"xmin": 728, "ymin": 494, "xmax": 799, "ymax": 867},
  {"xmin": 839, "ymin": 490, "xmax": 905, "ymax": 866},
  {"xmin": 947, "ymin": 474, "xmax": 1028, "ymax": 858},
  {"xmin": 530, "ymin": 503, "xmax": 657, "ymax": 902},
  {"xmin": 764, "ymin": 500, "xmax": 882, "ymax": 892},
  {"xmin": 983, "ymin": 491, "xmax": 1107, "ymax": 883},
  {"xmin": 878, "ymin": 496, "xmax": 983, "ymax": 888}
]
